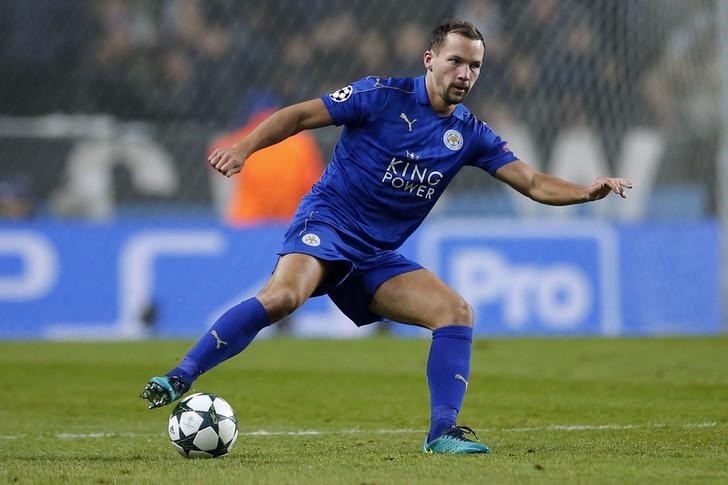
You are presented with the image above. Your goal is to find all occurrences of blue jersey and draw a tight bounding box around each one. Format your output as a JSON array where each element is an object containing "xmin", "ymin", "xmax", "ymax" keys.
[{"xmin": 298, "ymin": 75, "xmax": 518, "ymax": 250}]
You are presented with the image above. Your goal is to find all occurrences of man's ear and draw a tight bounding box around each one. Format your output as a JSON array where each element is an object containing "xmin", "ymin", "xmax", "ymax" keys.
[{"xmin": 424, "ymin": 50, "xmax": 434, "ymax": 71}]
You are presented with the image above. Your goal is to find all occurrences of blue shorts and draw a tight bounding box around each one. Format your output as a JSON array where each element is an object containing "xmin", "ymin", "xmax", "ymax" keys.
[{"xmin": 278, "ymin": 215, "xmax": 422, "ymax": 326}]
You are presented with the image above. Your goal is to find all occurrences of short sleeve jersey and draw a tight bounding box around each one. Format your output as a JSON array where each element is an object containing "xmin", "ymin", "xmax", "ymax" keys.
[{"xmin": 300, "ymin": 75, "xmax": 517, "ymax": 250}]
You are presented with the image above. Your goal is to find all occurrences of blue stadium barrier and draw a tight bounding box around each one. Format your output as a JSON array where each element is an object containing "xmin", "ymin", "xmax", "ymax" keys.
[{"xmin": 0, "ymin": 218, "xmax": 721, "ymax": 339}]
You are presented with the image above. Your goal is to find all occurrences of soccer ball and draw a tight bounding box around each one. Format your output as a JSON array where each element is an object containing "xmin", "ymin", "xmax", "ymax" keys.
[{"xmin": 168, "ymin": 392, "xmax": 239, "ymax": 458}]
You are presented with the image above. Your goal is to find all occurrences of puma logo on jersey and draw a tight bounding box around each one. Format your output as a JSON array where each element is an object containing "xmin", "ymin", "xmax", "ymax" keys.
[
  {"xmin": 210, "ymin": 330, "xmax": 228, "ymax": 349},
  {"xmin": 400, "ymin": 112, "xmax": 417, "ymax": 132},
  {"xmin": 454, "ymin": 373, "xmax": 469, "ymax": 389}
]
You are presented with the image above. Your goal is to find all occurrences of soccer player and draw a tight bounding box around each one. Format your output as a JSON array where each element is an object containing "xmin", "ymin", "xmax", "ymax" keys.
[{"xmin": 142, "ymin": 18, "xmax": 632, "ymax": 454}]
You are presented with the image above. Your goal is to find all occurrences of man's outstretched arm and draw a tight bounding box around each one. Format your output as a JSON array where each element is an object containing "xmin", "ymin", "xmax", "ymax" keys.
[
  {"xmin": 495, "ymin": 160, "xmax": 632, "ymax": 206},
  {"xmin": 208, "ymin": 98, "xmax": 333, "ymax": 177}
]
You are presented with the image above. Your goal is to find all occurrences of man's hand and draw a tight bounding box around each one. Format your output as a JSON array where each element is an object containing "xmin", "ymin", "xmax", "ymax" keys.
[
  {"xmin": 208, "ymin": 146, "xmax": 247, "ymax": 177},
  {"xmin": 587, "ymin": 176, "xmax": 633, "ymax": 201}
]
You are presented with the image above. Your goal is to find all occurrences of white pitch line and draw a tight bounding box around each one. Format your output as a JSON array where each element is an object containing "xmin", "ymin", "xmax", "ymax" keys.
[
  {"xmin": 1, "ymin": 421, "xmax": 722, "ymax": 441},
  {"xmin": 683, "ymin": 422, "xmax": 718, "ymax": 428},
  {"xmin": 242, "ymin": 428, "xmax": 424, "ymax": 436},
  {"xmin": 54, "ymin": 432, "xmax": 143, "ymax": 439},
  {"xmin": 269, "ymin": 421, "xmax": 700, "ymax": 434},
  {"xmin": 499, "ymin": 422, "xmax": 718, "ymax": 432},
  {"xmin": 52, "ymin": 429, "xmax": 425, "ymax": 439},
  {"xmin": 41, "ymin": 421, "xmax": 720, "ymax": 440},
  {"xmin": 57, "ymin": 432, "xmax": 115, "ymax": 439}
]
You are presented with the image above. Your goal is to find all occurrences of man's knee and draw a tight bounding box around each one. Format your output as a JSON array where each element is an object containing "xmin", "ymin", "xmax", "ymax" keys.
[
  {"xmin": 427, "ymin": 298, "xmax": 474, "ymax": 330},
  {"xmin": 451, "ymin": 299, "xmax": 474, "ymax": 327},
  {"xmin": 257, "ymin": 287, "xmax": 306, "ymax": 322}
]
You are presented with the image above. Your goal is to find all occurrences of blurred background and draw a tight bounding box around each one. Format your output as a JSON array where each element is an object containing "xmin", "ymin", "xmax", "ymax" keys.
[{"xmin": 0, "ymin": 0, "xmax": 725, "ymax": 339}]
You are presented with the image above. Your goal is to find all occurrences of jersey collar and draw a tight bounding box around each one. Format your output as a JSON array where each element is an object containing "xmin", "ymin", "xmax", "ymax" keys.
[
  {"xmin": 415, "ymin": 74, "xmax": 468, "ymax": 121},
  {"xmin": 415, "ymin": 75, "xmax": 430, "ymax": 105}
]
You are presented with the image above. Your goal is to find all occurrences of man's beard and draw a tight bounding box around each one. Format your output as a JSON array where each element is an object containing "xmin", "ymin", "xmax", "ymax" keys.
[{"xmin": 442, "ymin": 84, "xmax": 469, "ymax": 105}]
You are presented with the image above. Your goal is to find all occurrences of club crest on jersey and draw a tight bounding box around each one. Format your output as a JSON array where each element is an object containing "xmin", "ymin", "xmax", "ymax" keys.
[
  {"xmin": 443, "ymin": 129, "xmax": 464, "ymax": 151},
  {"xmin": 301, "ymin": 233, "xmax": 321, "ymax": 247},
  {"xmin": 329, "ymin": 85, "xmax": 353, "ymax": 103}
]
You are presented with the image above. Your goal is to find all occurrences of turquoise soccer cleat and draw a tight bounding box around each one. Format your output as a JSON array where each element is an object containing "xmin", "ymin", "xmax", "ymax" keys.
[
  {"xmin": 140, "ymin": 376, "xmax": 190, "ymax": 409},
  {"xmin": 422, "ymin": 425, "xmax": 491, "ymax": 454}
]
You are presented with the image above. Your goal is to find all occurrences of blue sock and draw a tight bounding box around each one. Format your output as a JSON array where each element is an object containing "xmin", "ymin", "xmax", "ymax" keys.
[
  {"xmin": 426, "ymin": 325, "xmax": 473, "ymax": 442},
  {"xmin": 166, "ymin": 297, "xmax": 271, "ymax": 385}
]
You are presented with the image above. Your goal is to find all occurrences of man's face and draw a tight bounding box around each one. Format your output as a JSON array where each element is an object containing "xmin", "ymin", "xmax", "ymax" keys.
[{"xmin": 425, "ymin": 33, "xmax": 484, "ymax": 106}]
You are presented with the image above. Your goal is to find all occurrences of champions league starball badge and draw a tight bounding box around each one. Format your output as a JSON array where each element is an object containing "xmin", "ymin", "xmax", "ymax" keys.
[{"xmin": 329, "ymin": 85, "xmax": 353, "ymax": 103}]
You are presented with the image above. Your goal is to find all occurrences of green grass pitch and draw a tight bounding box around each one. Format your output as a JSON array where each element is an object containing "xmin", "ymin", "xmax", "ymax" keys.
[{"xmin": 1, "ymin": 337, "xmax": 726, "ymax": 483}]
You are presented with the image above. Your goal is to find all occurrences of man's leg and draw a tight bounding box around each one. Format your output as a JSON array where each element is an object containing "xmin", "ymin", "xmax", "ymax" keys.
[
  {"xmin": 369, "ymin": 269, "xmax": 488, "ymax": 454},
  {"xmin": 142, "ymin": 253, "xmax": 328, "ymax": 408}
]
